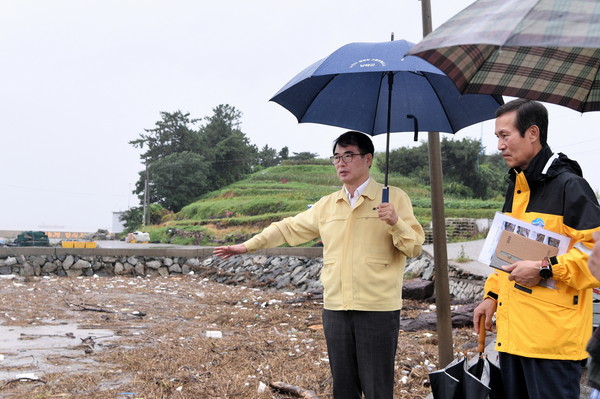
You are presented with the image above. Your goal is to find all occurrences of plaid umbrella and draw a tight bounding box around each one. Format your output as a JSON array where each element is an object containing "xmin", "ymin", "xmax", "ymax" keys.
[{"xmin": 408, "ymin": 0, "xmax": 600, "ymax": 112}]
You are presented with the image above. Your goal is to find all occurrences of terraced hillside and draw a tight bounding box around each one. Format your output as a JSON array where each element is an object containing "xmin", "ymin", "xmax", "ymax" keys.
[{"xmin": 144, "ymin": 161, "xmax": 502, "ymax": 245}]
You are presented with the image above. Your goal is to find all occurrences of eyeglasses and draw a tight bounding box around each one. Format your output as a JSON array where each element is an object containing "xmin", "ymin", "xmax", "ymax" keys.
[{"xmin": 329, "ymin": 153, "xmax": 366, "ymax": 164}]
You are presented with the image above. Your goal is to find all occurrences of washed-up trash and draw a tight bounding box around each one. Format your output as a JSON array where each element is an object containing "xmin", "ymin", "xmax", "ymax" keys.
[
  {"xmin": 131, "ymin": 311, "xmax": 146, "ymax": 317},
  {"xmin": 205, "ymin": 331, "xmax": 222, "ymax": 338},
  {"xmin": 126, "ymin": 231, "xmax": 150, "ymax": 243},
  {"xmin": 258, "ymin": 381, "xmax": 267, "ymax": 393},
  {"xmin": 16, "ymin": 373, "xmax": 37, "ymax": 380}
]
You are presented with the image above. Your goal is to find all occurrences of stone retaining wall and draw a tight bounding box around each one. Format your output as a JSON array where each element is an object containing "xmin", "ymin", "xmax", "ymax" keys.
[
  {"xmin": 0, "ymin": 247, "xmax": 484, "ymax": 301},
  {"xmin": 422, "ymin": 218, "xmax": 490, "ymax": 245}
]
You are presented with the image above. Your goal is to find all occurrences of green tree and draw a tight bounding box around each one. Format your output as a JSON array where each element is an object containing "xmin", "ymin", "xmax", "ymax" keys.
[
  {"xmin": 441, "ymin": 137, "xmax": 485, "ymax": 197},
  {"xmin": 129, "ymin": 111, "xmax": 202, "ymax": 210},
  {"xmin": 200, "ymin": 105, "xmax": 258, "ymax": 189},
  {"xmin": 119, "ymin": 206, "xmax": 143, "ymax": 232},
  {"xmin": 443, "ymin": 140, "xmax": 506, "ymax": 199},
  {"xmin": 377, "ymin": 142, "xmax": 430, "ymax": 184},
  {"xmin": 200, "ymin": 105, "xmax": 242, "ymax": 147},
  {"xmin": 290, "ymin": 151, "xmax": 318, "ymax": 161},
  {"xmin": 257, "ymin": 144, "xmax": 280, "ymax": 167},
  {"xmin": 480, "ymin": 153, "xmax": 508, "ymax": 198},
  {"xmin": 383, "ymin": 138, "xmax": 506, "ymax": 199},
  {"xmin": 147, "ymin": 152, "xmax": 210, "ymax": 212},
  {"xmin": 130, "ymin": 104, "xmax": 259, "ymax": 213},
  {"xmin": 130, "ymin": 110, "xmax": 201, "ymax": 164},
  {"xmin": 119, "ymin": 204, "xmax": 167, "ymax": 232},
  {"xmin": 279, "ymin": 146, "xmax": 289, "ymax": 160}
]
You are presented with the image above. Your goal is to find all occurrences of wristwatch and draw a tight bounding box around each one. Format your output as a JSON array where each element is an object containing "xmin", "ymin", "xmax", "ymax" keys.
[{"xmin": 539, "ymin": 256, "xmax": 554, "ymax": 279}]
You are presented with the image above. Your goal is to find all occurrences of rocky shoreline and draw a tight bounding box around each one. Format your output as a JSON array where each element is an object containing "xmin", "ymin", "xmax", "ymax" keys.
[{"xmin": 0, "ymin": 250, "xmax": 485, "ymax": 302}]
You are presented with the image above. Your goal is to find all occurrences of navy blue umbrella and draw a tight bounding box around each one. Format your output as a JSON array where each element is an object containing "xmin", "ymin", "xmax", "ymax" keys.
[{"xmin": 270, "ymin": 39, "xmax": 503, "ymax": 201}]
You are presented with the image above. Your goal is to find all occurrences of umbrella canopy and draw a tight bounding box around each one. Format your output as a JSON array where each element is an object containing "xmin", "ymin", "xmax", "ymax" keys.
[
  {"xmin": 270, "ymin": 39, "xmax": 503, "ymax": 198},
  {"xmin": 408, "ymin": 0, "xmax": 600, "ymax": 113},
  {"xmin": 429, "ymin": 356, "xmax": 504, "ymax": 399},
  {"xmin": 271, "ymin": 40, "xmax": 502, "ymax": 136}
]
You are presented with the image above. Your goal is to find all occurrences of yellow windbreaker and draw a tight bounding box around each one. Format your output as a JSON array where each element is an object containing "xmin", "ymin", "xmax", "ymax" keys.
[
  {"xmin": 485, "ymin": 146, "xmax": 600, "ymax": 360},
  {"xmin": 244, "ymin": 178, "xmax": 424, "ymax": 311}
]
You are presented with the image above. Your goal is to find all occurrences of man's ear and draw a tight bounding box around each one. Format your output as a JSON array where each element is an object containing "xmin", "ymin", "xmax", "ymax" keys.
[{"xmin": 527, "ymin": 125, "xmax": 541, "ymax": 143}]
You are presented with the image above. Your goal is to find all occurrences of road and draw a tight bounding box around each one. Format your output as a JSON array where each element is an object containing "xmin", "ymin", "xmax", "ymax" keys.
[{"xmin": 94, "ymin": 240, "xmax": 209, "ymax": 250}]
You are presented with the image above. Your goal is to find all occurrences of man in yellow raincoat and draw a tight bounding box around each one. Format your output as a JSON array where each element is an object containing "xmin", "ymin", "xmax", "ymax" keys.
[
  {"xmin": 473, "ymin": 99, "xmax": 600, "ymax": 399},
  {"xmin": 587, "ymin": 231, "xmax": 600, "ymax": 398}
]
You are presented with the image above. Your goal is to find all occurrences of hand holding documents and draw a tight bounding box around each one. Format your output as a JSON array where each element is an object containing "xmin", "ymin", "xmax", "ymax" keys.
[
  {"xmin": 491, "ymin": 230, "xmax": 559, "ymax": 270},
  {"xmin": 479, "ymin": 212, "xmax": 571, "ymax": 273}
]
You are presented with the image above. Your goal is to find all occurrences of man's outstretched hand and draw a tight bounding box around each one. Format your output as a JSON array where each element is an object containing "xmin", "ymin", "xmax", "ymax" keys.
[{"xmin": 213, "ymin": 244, "xmax": 248, "ymax": 259}]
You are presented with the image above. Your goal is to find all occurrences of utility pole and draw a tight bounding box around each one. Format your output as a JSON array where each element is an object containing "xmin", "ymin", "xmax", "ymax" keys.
[
  {"xmin": 420, "ymin": 0, "xmax": 454, "ymax": 367},
  {"xmin": 143, "ymin": 162, "xmax": 149, "ymax": 227}
]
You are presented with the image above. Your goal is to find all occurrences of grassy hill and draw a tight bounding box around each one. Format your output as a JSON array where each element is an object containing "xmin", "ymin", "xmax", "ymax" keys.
[{"xmin": 145, "ymin": 160, "xmax": 502, "ymax": 245}]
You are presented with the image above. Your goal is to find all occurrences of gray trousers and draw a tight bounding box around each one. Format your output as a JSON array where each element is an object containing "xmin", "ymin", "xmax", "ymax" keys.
[{"xmin": 322, "ymin": 309, "xmax": 400, "ymax": 399}]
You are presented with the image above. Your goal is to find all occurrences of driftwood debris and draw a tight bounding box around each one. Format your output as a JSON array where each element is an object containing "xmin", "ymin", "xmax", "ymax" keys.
[
  {"xmin": 63, "ymin": 298, "xmax": 116, "ymax": 313},
  {"xmin": 399, "ymin": 303, "xmax": 476, "ymax": 331},
  {"xmin": 269, "ymin": 381, "xmax": 320, "ymax": 398},
  {"xmin": 63, "ymin": 298, "xmax": 146, "ymax": 317},
  {"xmin": 2, "ymin": 377, "xmax": 47, "ymax": 387}
]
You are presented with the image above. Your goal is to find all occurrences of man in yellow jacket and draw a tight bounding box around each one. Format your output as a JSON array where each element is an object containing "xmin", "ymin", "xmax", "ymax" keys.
[
  {"xmin": 473, "ymin": 99, "xmax": 600, "ymax": 399},
  {"xmin": 214, "ymin": 130, "xmax": 424, "ymax": 399},
  {"xmin": 587, "ymin": 231, "xmax": 600, "ymax": 398}
]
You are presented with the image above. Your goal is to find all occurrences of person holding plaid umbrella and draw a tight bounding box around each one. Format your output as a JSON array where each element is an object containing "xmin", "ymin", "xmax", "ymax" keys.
[
  {"xmin": 473, "ymin": 99, "xmax": 600, "ymax": 399},
  {"xmin": 585, "ymin": 231, "xmax": 600, "ymax": 398}
]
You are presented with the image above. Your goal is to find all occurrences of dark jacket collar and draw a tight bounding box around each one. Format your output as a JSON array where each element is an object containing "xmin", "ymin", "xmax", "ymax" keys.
[{"xmin": 508, "ymin": 145, "xmax": 583, "ymax": 184}]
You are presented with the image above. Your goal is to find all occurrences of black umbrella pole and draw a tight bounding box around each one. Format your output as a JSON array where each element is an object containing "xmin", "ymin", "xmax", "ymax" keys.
[
  {"xmin": 382, "ymin": 71, "xmax": 393, "ymax": 203},
  {"xmin": 382, "ymin": 130, "xmax": 390, "ymax": 203},
  {"xmin": 383, "ymin": 131, "xmax": 390, "ymax": 203}
]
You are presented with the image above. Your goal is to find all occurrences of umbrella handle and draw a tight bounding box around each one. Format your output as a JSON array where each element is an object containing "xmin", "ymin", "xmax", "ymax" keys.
[
  {"xmin": 478, "ymin": 314, "xmax": 486, "ymax": 353},
  {"xmin": 407, "ymin": 114, "xmax": 419, "ymax": 141},
  {"xmin": 382, "ymin": 186, "xmax": 389, "ymax": 203}
]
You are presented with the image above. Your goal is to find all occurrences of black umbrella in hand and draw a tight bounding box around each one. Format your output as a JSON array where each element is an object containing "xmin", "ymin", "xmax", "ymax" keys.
[{"xmin": 429, "ymin": 314, "xmax": 505, "ymax": 398}]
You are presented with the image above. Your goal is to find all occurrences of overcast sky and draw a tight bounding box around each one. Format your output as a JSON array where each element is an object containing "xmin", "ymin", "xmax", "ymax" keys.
[{"xmin": 2, "ymin": 0, "xmax": 600, "ymax": 233}]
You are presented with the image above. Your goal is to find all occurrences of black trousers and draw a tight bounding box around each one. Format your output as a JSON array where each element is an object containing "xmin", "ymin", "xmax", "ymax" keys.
[
  {"xmin": 499, "ymin": 352, "xmax": 583, "ymax": 399},
  {"xmin": 322, "ymin": 309, "xmax": 400, "ymax": 399}
]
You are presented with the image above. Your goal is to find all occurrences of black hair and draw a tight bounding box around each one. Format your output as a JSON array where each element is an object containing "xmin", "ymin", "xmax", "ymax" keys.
[
  {"xmin": 332, "ymin": 130, "xmax": 375, "ymax": 155},
  {"xmin": 495, "ymin": 98, "xmax": 548, "ymax": 145}
]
